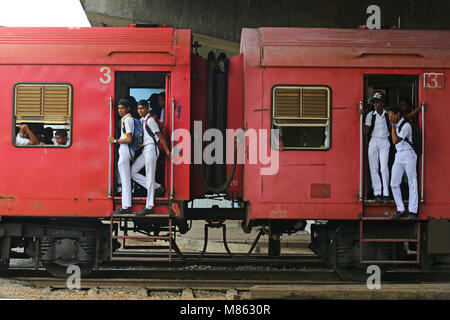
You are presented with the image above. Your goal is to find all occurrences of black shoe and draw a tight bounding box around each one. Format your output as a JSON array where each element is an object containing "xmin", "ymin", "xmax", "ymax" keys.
[
  {"xmin": 135, "ymin": 208, "xmax": 153, "ymax": 216},
  {"xmin": 155, "ymin": 186, "xmax": 165, "ymax": 197},
  {"xmin": 391, "ymin": 211, "xmax": 405, "ymax": 219},
  {"xmin": 382, "ymin": 196, "xmax": 390, "ymax": 204},
  {"xmin": 407, "ymin": 213, "xmax": 418, "ymax": 220},
  {"xmin": 111, "ymin": 207, "xmax": 131, "ymax": 215},
  {"xmin": 374, "ymin": 195, "xmax": 383, "ymax": 202}
]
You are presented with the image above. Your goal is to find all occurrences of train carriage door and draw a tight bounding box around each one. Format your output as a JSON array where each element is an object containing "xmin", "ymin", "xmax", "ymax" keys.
[
  {"xmin": 113, "ymin": 71, "xmax": 169, "ymax": 208},
  {"xmin": 362, "ymin": 74, "xmax": 421, "ymax": 203}
]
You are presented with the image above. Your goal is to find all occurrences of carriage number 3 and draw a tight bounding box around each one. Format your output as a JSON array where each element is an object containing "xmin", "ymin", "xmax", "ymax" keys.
[
  {"xmin": 423, "ymin": 73, "xmax": 444, "ymax": 89},
  {"xmin": 99, "ymin": 66, "xmax": 112, "ymax": 84}
]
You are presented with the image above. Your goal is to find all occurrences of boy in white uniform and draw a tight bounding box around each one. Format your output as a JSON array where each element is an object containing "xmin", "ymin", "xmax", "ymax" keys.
[
  {"xmin": 389, "ymin": 106, "xmax": 418, "ymax": 220},
  {"xmin": 364, "ymin": 91, "xmax": 391, "ymax": 202},
  {"xmin": 15, "ymin": 124, "xmax": 39, "ymax": 146},
  {"xmin": 108, "ymin": 99, "xmax": 135, "ymax": 215},
  {"xmin": 132, "ymin": 100, "xmax": 171, "ymax": 216}
]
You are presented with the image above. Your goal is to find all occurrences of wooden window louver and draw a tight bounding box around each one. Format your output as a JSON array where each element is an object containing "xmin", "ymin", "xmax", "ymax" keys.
[
  {"xmin": 15, "ymin": 84, "xmax": 71, "ymax": 124},
  {"xmin": 273, "ymin": 86, "xmax": 330, "ymax": 127}
]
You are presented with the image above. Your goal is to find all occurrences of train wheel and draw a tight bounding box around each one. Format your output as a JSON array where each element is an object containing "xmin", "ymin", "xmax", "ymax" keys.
[
  {"xmin": 330, "ymin": 238, "xmax": 386, "ymax": 282},
  {"xmin": 42, "ymin": 262, "xmax": 93, "ymax": 279}
]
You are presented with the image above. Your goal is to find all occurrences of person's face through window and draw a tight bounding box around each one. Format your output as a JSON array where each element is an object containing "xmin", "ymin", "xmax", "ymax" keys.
[
  {"xmin": 137, "ymin": 105, "xmax": 149, "ymax": 118},
  {"xmin": 19, "ymin": 125, "xmax": 29, "ymax": 138},
  {"xmin": 55, "ymin": 135, "xmax": 67, "ymax": 145},
  {"xmin": 118, "ymin": 104, "xmax": 130, "ymax": 118}
]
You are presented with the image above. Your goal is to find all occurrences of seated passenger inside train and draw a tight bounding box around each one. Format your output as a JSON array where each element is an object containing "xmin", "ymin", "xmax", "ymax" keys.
[
  {"xmin": 54, "ymin": 129, "xmax": 70, "ymax": 146},
  {"xmin": 15, "ymin": 124, "xmax": 39, "ymax": 146},
  {"xmin": 39, "ymin": 127, "xmax": 55, "ymax": 145}
]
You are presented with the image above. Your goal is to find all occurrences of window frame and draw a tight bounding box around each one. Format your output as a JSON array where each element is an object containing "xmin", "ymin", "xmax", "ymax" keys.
[
  {"xmin": 12, "ymin": 82, "xmax": 73, "ymax": 148},
  {"xmin": 271, "ymin": 84, "xmax": 332, "ymax": 151}
]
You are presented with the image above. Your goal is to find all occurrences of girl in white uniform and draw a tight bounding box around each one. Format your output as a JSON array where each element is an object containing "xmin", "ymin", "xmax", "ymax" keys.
[{"xmin": 108, "ymin": 99, "xmax": 135, "ymax": 214}]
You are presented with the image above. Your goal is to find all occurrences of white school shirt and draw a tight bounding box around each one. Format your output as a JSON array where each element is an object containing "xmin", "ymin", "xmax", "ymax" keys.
[
  {"xmin": 16, "ymin": 133, "xmax": 30, "ymax": 146},
  {"xmin": 395, "ymin": 118, "xmax": 414, "ymax": 155},
  {"xmin": 120, "ymin": 113, "xmax": 134, "ymax": 154},
  {"xmin": 365, "ymin": 109, "xmax": 390, "ymax": 138},
  {"xmin": 56, "ymin": 139, "xmax": 70, "ymax": 146},
  {"xmin": 141, "ymin": 113, "xmax": 160, "ymax": 146}
]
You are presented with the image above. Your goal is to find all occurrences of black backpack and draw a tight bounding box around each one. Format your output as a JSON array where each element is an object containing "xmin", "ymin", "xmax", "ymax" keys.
[{"xmin": 398, "ymin": 119, "xmax": 422, "ymax": 155}]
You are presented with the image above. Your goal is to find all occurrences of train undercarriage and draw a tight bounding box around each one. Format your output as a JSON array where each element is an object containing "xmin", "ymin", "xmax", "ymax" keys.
[{"xmin": 1, "ymin": 213, "xmax": 449, "ymax": 281}]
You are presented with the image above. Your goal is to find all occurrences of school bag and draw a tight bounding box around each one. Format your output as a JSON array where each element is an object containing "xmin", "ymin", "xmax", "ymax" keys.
[
  {"xmin": 145, "ymin": 115, "xmax": 168, "ymax": 154},
  {"xmin": 122, "ymin": 115, "xmax": 144, "ymax": 152},
  {"xmin": 398, "ymin": 119, "xmax": 422, "ymax": 155}
]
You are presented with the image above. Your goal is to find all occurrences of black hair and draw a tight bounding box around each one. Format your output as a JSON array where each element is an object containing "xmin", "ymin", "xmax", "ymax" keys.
[
  {"xmin": 159, "ymin": 92, "xmax": 165, "ymax": 98},
  {"xmin": 138, "ymin": 99, "xmax": 149, "ymax": 108},
  {"xmin": 399, "ymin": 98, "xmax": 411, "ymax": 106},
  {"xmin": 55, "ymin": 129, "xmax": 67, "ymax": 138},
  {"xmin": 44, "ymin": 127, "xmax": 54, "ymax": 144},
  {"xmin": 149, "ymin": 93, "xmax": 162, "ymax": 119},
  {"xmin": 389, "ymin": 106, "xmax": 401, "ymax": 115},
  {"xmin": 118, "ymin": 98, "xmax": 132, "ymax": 108}
]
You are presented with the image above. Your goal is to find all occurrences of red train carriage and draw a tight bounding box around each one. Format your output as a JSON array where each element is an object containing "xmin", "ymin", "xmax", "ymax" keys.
[
  {"xmin": 0, "ymin": 26, "xmax": 193, "ymax": 276},
  {"xmin": 234, "ymin": 28, "xmax": 450, "ymax": 279},
  {"xmin": 0, "ymin": 26, "xmax": 449, "ymax": 280}
]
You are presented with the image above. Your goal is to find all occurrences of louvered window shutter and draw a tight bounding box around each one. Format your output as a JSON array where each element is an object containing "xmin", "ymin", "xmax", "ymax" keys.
[
  {"xmin": 15, "ymin": 84, "xmax": 71, "ymax": 124},
  {"xmin": 273, "ymin": 86, "xmax": 330, "ymax": 127}
]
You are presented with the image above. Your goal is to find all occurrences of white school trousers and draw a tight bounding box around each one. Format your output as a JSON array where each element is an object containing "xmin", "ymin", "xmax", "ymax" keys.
[
  {"xmin": 131, "ymin": 148, "xmax": 161, "ymax": 191},
  {"xmin": 118, "ymin": 148, "xmax": 134, "ymax": 208},
  {"xmin": 130, "ymin": 144, "xmax": 159, "ymax": 209},
  {"xmin": 390, "ymin": 150, "xmax": 418, "ymax": 213},
  {"xmin": 368, "ymin": 137, "xmax": 390, "ymax": 197}
]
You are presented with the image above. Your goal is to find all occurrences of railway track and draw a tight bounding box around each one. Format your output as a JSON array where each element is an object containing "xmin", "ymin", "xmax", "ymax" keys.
[{"xmin": 4, "ymin": 266, "xmax": 450, "ymax": 288}]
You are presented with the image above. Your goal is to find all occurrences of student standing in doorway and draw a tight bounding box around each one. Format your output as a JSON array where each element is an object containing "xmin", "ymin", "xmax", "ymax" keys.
[
  {"xmin": 364, "ymin": 91, "xmax": 392, "ymax": 202},
  {"xmin": 132, "ymin": 100, "xmax": 171, "ymax": 216},
  {"xmin": 108, "ymin": 99, "xmax": 135, "ymax": 214},
  {"xmin": 389, "ymin": 106, "xmax": 419, "ymax": 219}
]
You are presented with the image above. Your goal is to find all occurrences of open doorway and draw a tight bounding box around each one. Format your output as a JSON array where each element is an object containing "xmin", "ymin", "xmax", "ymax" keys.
[
  {"xmin": 363, "ymin": 74, "xmax": 420, "ymax": 201},
  {"xmin": 113, "ymin": 71, "xmax": 168, "ymax": 199}
]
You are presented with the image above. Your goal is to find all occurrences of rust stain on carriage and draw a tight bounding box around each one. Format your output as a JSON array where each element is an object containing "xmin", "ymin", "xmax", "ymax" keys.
[{"xmin": 311, "ymin": 184, "xmax": 331, "ymax": 198}]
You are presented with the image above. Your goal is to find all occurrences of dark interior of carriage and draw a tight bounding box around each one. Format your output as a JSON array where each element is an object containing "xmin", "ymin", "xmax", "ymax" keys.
[
  {"xmin": 113, "ymin": 71, "xmax": 168, "ymax": 199},
  {"xmin": 363, "ymin": 74, "xmax": 420, "ymax": 201}
]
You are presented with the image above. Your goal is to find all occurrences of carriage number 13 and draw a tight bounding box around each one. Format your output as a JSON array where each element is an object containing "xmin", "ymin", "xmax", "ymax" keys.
[
  {"xmin": 423, "ymin": 73, "xmax": 444, "ymax": 89},
  {"xmin": 100, "ymin": 66, "xmax": 112, "ymax": 84}
]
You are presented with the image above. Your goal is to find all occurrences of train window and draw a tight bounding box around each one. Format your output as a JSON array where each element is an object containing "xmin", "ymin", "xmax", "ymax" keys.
[
  {"xmin": 271, "ymin": 86, "xmax": 331, "ymax": 150},
  {"xmin": 13, "ymin": 83, "xmax": 72, "ymax": 147}
]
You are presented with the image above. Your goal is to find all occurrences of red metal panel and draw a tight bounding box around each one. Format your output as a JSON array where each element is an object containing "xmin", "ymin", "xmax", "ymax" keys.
[
  {"xmin": 253, "ymin": 28, "xmax": 450, "ymax": 68},
  {"xmin": 0, "ymin": 27, "xmax": 192, "ymax": 217},
  {"xmin": 226, "ymin": 54, "xmax": 244, "ymax": 199},
  {"xmin": 189, "ymin": 54, "xmax": 207, "ymax": 199},
  {"xmin": 241, "ymin": 27, "xmax": 450, "ymax": 221},
  {"xmin": 0, "ymin": 27, "xmax": 178, "ymax": 66}
]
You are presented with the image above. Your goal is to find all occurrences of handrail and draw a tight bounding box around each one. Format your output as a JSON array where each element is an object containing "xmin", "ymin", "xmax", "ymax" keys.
[
  {"xmin": 108, "ymin": 97, "xmax": 113, "ymax": 198},
  {"xmin": 421, "ymin": 102, "xmax": 425, "ymax": 202},
  {"xmin": 170, "ymin": 97, "xmax": 175, "ymax": 200},
  {"xmin": 359, "ymin": 100, "xmax": 364, "ymax": 202}
]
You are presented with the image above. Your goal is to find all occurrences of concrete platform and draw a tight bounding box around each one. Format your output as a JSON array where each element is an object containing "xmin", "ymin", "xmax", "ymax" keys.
[{"xmin": 250, "ymin": 284, "xmax": 450, "ymax": 300}]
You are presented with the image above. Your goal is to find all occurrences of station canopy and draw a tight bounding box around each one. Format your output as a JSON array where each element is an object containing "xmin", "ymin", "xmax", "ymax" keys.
[{"xmin": 0, "ymin": 0, "xmax": 91, "ymax": 27}]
